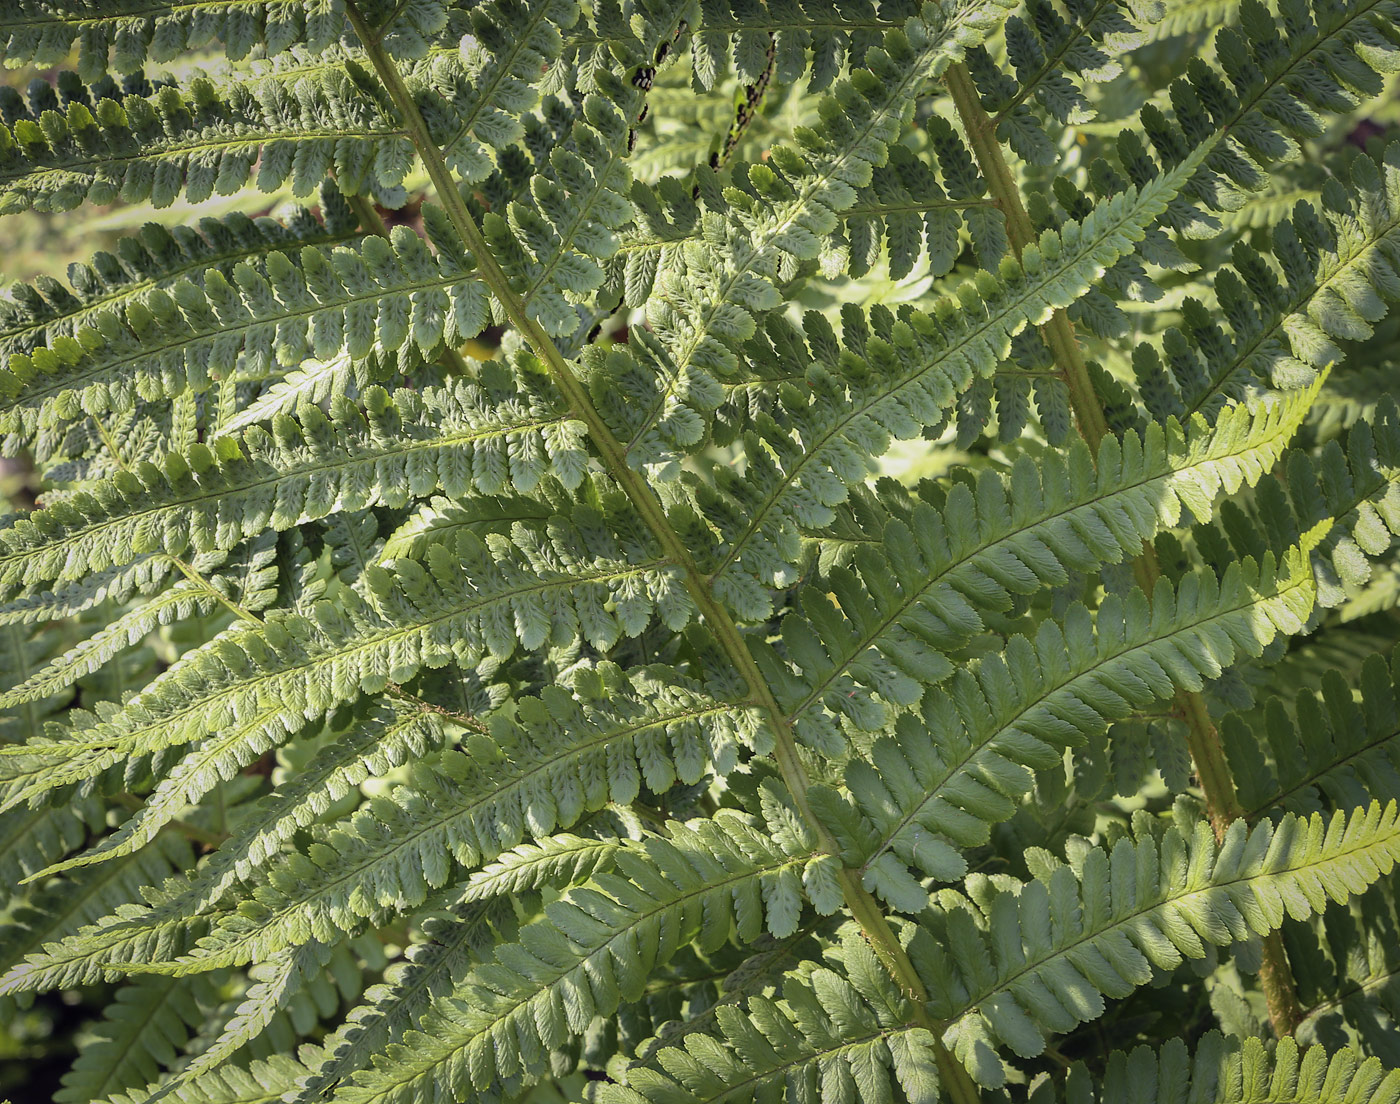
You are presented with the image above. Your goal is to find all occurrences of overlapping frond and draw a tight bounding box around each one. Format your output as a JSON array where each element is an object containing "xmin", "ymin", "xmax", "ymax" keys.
[
  {"xmin": 0, "ymin": 1, "xmax": 351, "ymax": 80},
  {"xmin": 625, "ymin": 0, "xmax": 1015, "ymax": 457},
  {"xmin": 921, "ymin": 802, "xmax": 1400, "ymax": 1085},
  {"xmin": 326, "ymin": 813, "xmax": 815, "ymax": 1104},
  {"xmin": 1035, "ymin": 1034, "xmax": 1400, "ymax": 1104},
  {"xmin": 0, "ymin": 182, "xmax": 360, "ymax": 359},
  {"xmin": 0, "ymin": 507, "xmax": 686, "ymax": 814},
  {"xmin": 600, "ymin": 952, "xmax": 942, "ymax": 1104},
  {"xmin": 0, "ymin": 223, "xmax": 497, "ymax": 445},
  {"xmin": 0, "ymin": 64, "xmax": 413, "ymax": 216},
  {"xmin": 745, "ymin": 370, "xmax": 1317, "ymax": 742},
  {"xmin": 833, "ymin": 539, "xmax": 1322, "ymax": 910},
  {"xmin": 1136, "ymin": 142, "xmax": 1400, "ymax": 424},
  {"xmin": 1226, "ymin": 646, "xmax": 1400, "ymax": 819},
  {"xmin": 84, "ymin": 667, "xmax": 760, "ymax": 970},
  {"xmin": 963, "ymin": 0, "xmax": 1163, "ymax": 166},
  {"xmin": 0, "ymin": 379, "xmax": 584, "ymax": 599}
]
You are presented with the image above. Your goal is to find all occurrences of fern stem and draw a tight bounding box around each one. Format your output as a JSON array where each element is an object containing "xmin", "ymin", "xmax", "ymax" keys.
[
  {"xmin": 344, "ymin": 7, "xmax": 981, "ymax": 1100},
  {"xmin": 942, "ymin": 59, "xmax": 1304, "ymax": 1040},
  {"xmin": 943, "ymin": 62, "xmax": 1111, "ymax": 449}
]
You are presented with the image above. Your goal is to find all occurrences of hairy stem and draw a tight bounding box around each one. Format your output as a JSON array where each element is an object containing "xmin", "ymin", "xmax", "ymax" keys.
[
  {"xmin": 345, "ymin": 5, "xmax": 980, "ymax": 1099},
  {"xmin": 944, "ymin": 59, "xmax": 1303, "ymax": 1039}
]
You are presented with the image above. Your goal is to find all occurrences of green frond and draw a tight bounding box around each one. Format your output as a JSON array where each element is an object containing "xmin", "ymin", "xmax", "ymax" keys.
[
  {"xmin": 600, "ymin": 956, "xmax": 941, "ymax": 1104},
  {"xmin": 0, "ymin": 380, "xmax": 585, "ymax": 600},
  {"xmin": 457, "ymin": 832, "xmax": 624, "ymax": 903},
  {"xmin": 613, "ymin": 137, "xmax": 1207, "ymax": 498},
  {"xmin": 52, "ymin": 972, "xmax": 216, "ymax": 1104},
  {"xmin": 0, "ymin": 64, "xmax": 413, "ymax": 216},
  {"xmin": 630, "ymin": 0, "xmax": 1015, "ymax": 437},
  {"xmin": 103, "ymin": 667, "xmax": 761, "ymax": 970},
  {"xmin": 761, "ymin": 380, "xmax": 1320, "ymax": 752},
  {"xmin": 326, "ymin": 813, "xmax": 814, "ymax": 1104},
  {"xmin": 0, "ymin": 223, "xmax": 495, "ymax": 445},
  {"xmin": 0, "ymin": 797, "xmax": 102, "ymax": 890},
  {"xmin": 921, "ymin": 801, "xmax": 1400, "ymax": 1085},
  {"xmin": 837, "ymin": 540, "xmax": 1321, "ymax": 910},
  {"xmin": 1226, "ymin": 645, "xmax": 1400, "ymax": 819},
  {"xmin": 0, "ymin": 831, "xmax": 194, "ymax": 994},
  {"xmin": 293, "ymin": 900, "xmax": 512, "ymax": 1101},
  {"xmin": 1034, "ymin": 1033, "xmax": 1400, "ymax": 1104},
  {"xmin": 1144, "ymin": 0, "xmax": 1239, "ymax": 42},
  {"xmin": 1292, "ymin": 879, "xmax": 1400, "ymax": 1059},
  {"xmin": 0, "ymin": 182, "xmax": 360, "ymax": 360},
  {"xmin": 0, "ymin": 1, "xmax": 351, "ymax": 80},
  {"xmin": 173, "ymin": 939, "xmax": 337, "ymax": 1089},
  {"xmin": 687, "ymin": 0, "xmax": 901, "ymax": 93},
  {"xmin": 0, "ymin": 516, "xmax": 685, "ymax": 813},
  {"xmin": 1136, "ymin": 142, "xmax": 1400, "ymax": 424},
  {"xmin": 963, "ymin": 0, "xmax": 1163, "ymax": 166},
  {"xmin": 2, "ymin": 532, "xmax": 279, "ymax": 708},
  {"xmin": 106, "ymin": 1055, "xmax": 308, "ymax": 1104}
]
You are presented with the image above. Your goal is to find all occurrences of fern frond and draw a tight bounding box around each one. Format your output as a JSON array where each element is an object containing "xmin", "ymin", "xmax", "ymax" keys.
[
  {"xmin": 52, "ymin": 972, "xmax": 215, "ymax": 1104},
  {"xmin": 457, "ymin": 833, "xmax": 624, "ymax": 904},
  {"xmin": 923, "ymin": 802, "xmax": 1400, "ymax": 1085},
  {"xmin": 836, "ymin": 540, "xmax": 1321, "ymax": 910},
  {"xmin": 293, "ymin": 900, "xmax": 511, "ymax": 1102},
  {"xmin": 0, "ymin": 183, "xmax": 360, "ymax": 359},
  {"xmin": 0, "ymin": 832, "xmax": 194, "ymax": 993},
  {"xmin": 0, "ymin": 224, "xmax": 495, "ymax": 444},
  {"xmin": 628, "ymin": 0, "xmax": 1015, "ymax": 450},
  {"xmin": 599, "ymin": 956, "xmax": 941, "ymax": 1104},
  {"xmin": 1292, "ymin": 879, "xmax": 1400, "ymax": 1058},
  {"xmin": 0, "ymin": 513, "xmax": 685, "ymax": 814},
  {"xmin": 2, "ymin": 530, "xmax": 280, "ymax": 707},
  {"xmin": 762, "ymin": 378, "xmax": 1319, "ymax": 753},
  {"xmin": 324, "ymin": 813, "xmax": 814, "ymax": 1104},
  {"xmin": 100, "ymin": 667, "xmax": 760, "ymax": 968},
  {"xmin": 964, "ymin": 0, "xmax": 1162, "ymax": 166},
  {"xmin": 0, "ymin": 1, "xmax": 350, "ymax": 80},
  {"xmin": 1226, "ymin": 645, "xmax": 1400, "ymax": 819},
  {"xmin": 0, "ymin": 381, "xmax": 584, "ymax": 599},
  {"xmin": 1036, "ymin": 1033, "xmax": 1400, "ymax": 1104},
  {"xmin": 0, "ymin": 65, "xmax": 414, "ymax": 216},
  {"xmin": 1136, "ymin": 142, "xmax": 1400, "ymax": 424}
]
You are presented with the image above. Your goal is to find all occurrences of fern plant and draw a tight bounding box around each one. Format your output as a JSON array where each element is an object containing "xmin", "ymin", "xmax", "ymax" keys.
[{"xmin": 4, "ymin": 0, "xmax": 1400, "ymax": 1100}]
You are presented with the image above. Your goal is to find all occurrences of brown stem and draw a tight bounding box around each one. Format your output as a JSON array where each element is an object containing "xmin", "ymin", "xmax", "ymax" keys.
[{"xmin": 943, "ymin": 59, "xmax": 1302, "ymax": 1040}]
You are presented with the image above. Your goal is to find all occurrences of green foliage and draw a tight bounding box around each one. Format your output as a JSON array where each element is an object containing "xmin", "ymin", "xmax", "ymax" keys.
[{"xmin": 5, "ymin": 1, "xmax": 1400, "ymax": 1102}]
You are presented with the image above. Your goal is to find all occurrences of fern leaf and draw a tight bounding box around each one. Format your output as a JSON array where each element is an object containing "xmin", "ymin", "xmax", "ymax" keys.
[
  {"xmin": 0, "ymin": 832, "xmax": 195, "ymax": 994},
  {"xmin": 762, "ymin": 378, "xmax": 1319, "ymax": 749},
  {"xmin": 1226, "ymin": 645, "xmax": 1400, "ymax": 819},
  {"xmin": 0, "ymin": 223, "xmax": 496, "ymax": 444},
  {"xmin": 0, "ymin": 65, "xmax": 413, "ymax": 216},
  {"xmin": 600, "ymin": 960, "xmax": 941, "ymax": 1104},
  {"xmin": 0, "ymin": 183, "xmax": 360, "ymax": 360},
  {"xmin": 1036, "ymin": 1034, "xmax": 1400, "ymax": 1104},
  {"xmin": 838, "ymin": 539, "xmax": 1322, "ymax": 908},
  {"xmin": 923, "ymin": 802, "xmax": 1400, "ymax": 1085},
  {"xmin": 630, "ymin": 0, "xmax": 1015, "ymax": 445},
  {"xmin": 1137, "ymin": 142, "xmax": 1400, "ymax": 423},
  {"xmin": 52, "ymin": 973, "xmax": 215, "ymax": 1104},
  {"xmin": 326, "ymin": 813, "xmax": 813, "ymax": 1104},
  {"xmin": 0, "ymin": 381, "xmax": 585, "ymax": 599},
  {"xmin": 293, "ymin": 900, "xmax": 512, "ymax": 1102},
  {"xmin": 0, "ymin": 1, "xmax": 351, "ymax": 80},
  {"xmin": 102, "ymin": 668, "xmax": 761, "ymax": 968},
  {"xmin": 0, "ymin": 515, "xmax": 684, "ymax": 814},
  {"xmin": 965, "ymin": 0, "xmax": 1162, "ymax": 167}
]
